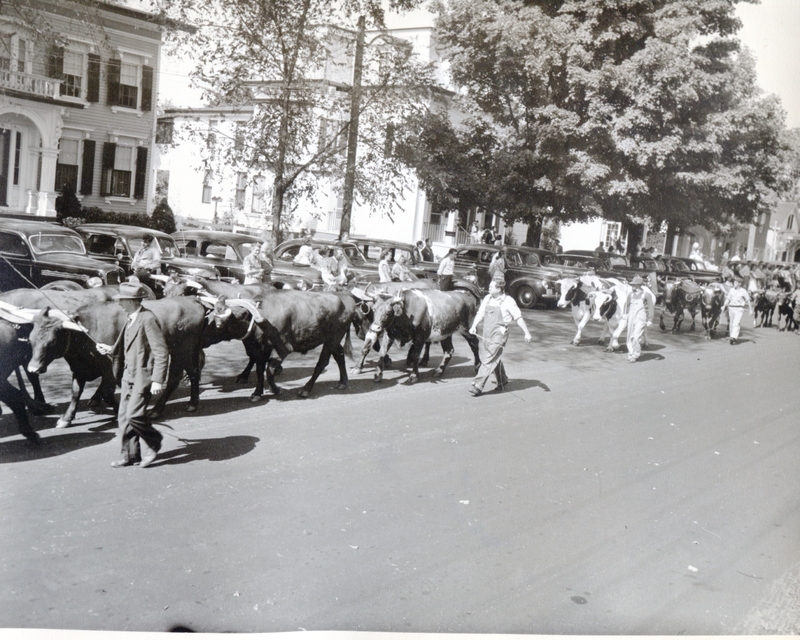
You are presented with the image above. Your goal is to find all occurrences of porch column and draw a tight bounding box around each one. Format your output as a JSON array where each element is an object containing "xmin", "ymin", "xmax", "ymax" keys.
[
  {"xmin": 38, "ymin": 147, "xmax": 59, "ymax": 216},
  {"xmin": 444, "ymin": 210, "xmax": 458, "ymax": 246}
]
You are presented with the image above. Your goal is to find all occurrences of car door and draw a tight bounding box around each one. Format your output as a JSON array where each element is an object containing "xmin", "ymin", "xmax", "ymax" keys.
[
  {"xmin": 84, "ymin": 233, "xmax": 129, "ymax": 273},
  {"xmin": 200, "ymin": 240, "xmax": 243, "ymax": 281},
  {"xmin": 0, "ymin": 231, "xmax": 32, "ymax": 291}
]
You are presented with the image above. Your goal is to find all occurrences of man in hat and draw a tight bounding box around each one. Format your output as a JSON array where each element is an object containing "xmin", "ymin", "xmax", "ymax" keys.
[
  {"xmin": 98, "ymin": 282, "xmax": 169, "ymax": 468},
  {"xmin": 623, "ymin": 276, "xmax": 654, "ymax": 363},
  {"xmin": 722, "ymin": 276, "xmax": 753, "ymax": 345}
]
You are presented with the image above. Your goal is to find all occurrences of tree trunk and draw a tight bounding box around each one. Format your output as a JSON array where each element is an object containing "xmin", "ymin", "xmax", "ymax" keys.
[
  {"xmin": 340, "ymin": 15, "xmax": 365, "ymax": 240},
  {"xmin": 665, "ymin": 220, "xmax": 677, "ymax": 256},
  {"xmin": 525, "ymin": 216, "xmax": 542, "ymax": 248},
  {"xmin": 623, "ymin": 221, "xmax": 644, "ymax": 257}
]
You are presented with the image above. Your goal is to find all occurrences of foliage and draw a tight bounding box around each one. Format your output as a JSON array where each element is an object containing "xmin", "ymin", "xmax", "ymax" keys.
[
  {"xmin": 404, "ymin": 0, "xmax": 789, "ymax": 246},
  {"xmin": 153, "ymin": 0, "xmax": 431, "ymax": 242},
  {"xmin": 61, "ymin": 206, "xmax": 164, "ymax": 232},
  {"xmin": 150, "ymin": 198, "xmax": 178, "ymax": 234}
]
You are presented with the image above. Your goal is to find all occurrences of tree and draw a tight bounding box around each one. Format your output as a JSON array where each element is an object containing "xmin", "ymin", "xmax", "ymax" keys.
[
  {"xmin": 151, "ymin": 198, "xmax": 177, "ymax": 234},
  {"xmin": 409, "ymin": 0, "xmax": 789, "ymax": 247},
  {"xmin": 54, "ymin": 183, "xmax": 82, "ymax": 222},
  {"xmin": 155, "ymin": 0, "xmax": 430, "ymax": 243}
]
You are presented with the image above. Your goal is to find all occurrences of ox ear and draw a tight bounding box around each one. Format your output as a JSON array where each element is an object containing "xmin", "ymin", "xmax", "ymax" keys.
[{"xmin": 37, "ymin": 306, "xmax": 51, "ymax": 319}]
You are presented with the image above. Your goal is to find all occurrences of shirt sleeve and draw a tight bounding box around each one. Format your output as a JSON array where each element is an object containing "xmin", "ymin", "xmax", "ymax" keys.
[
  {"xmin": 474, "ymin": 295, "xmax": 490, "ymax": 325},
  {"xmin": 501, "ymin": 296, "xmax": 522, "ymax": 323}
]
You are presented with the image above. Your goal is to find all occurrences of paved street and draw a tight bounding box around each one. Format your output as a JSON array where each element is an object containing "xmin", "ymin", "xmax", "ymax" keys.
[{"xmin": 1, "ymin": 306, "xmax": 799, "ymax": 634}]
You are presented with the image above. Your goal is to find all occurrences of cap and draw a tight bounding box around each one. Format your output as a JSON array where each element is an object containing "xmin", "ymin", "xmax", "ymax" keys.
[
  {"xmin": 630, "ymin": 275, "xmax": 644, "ymax": 286},
  {"xmin": 113, "ymin": 282, "xmax": 149, "ymax": 300}
]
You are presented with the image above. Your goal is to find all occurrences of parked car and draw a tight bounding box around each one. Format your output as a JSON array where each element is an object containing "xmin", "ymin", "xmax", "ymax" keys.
[
  {"xmin": 353, "ymin": 238, "xmax": 438, "ymax": 279},
  {"xmin": 0, "ymin": 219, "xmax": 124, "ymax": 292},
  {"xmin": 453, "ymin": 244, "xmax": 574, "ymax": 308},
  {"xmin": 77, "ymin": 224, "xmax": 221, "ymax": 291},
  {"xmin": 171, "ymin": 229, "xmax": 264, "ymax": 284},
  {"xmin": 272, "ymin": 237, "xmax": 390, "ymax": 289},
  {"xmin": 660, "ymin": 256, "xmax": 722, "ymax": 283}
]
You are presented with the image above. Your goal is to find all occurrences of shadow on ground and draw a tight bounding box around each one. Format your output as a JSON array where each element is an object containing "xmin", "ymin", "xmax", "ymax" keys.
[
  {"xmin": 143, "ymin": 434, "xmax": 259, "ymax": 467},
  {"xmin": 0, "ymin": 429, "xmax": 115, "ymax": 463}
]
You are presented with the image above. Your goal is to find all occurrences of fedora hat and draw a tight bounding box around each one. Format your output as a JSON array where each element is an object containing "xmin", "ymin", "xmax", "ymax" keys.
[
  {"xmin": 113, "ymin": 282, "xmax": 149, "ymax": 300},
  {"xmin": 630, "ymin": 275, "xmax": 644, "ymax": 286}
]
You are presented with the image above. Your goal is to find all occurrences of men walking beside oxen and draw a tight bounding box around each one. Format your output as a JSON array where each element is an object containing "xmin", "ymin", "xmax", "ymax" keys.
[
  {"xmin": 97, "ymin": 282, "xmax": 169, "ymax": 468},
  {"xmin": 722, "ymin": 277, "xmax": 753, "ymax": 345},
  {"xmin": 624, "ymin": 276, "xmax": 654, "ymax": 363}
]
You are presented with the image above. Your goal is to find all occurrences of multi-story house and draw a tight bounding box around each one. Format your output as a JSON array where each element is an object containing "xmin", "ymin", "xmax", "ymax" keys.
[
  {"xmin": 0, "ymin": 0, "xmax": 161, "ymax": 217},
  {"xmin": 157, "ymin": 25, "xmax": 489, "ymax": 253}
]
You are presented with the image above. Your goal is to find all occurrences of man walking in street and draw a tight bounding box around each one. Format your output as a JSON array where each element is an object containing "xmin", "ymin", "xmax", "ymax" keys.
[
  {"xmin": 421, "ymin": 239, "xmax": 434, "ymax": 262},
  {"xmin": 722, "ymin": 276, "xmax": 753, "ymax": 345},
  {"xmin": 98, "ymin": 282, "xmax": 169, "ymax": 468},
  {"xmin": 468, "ymin": 278, "xmax": 532, "ymax": 396},
  {"xmin": 624, "ymin": 276, "xmax": 655, "ymax": 363}
]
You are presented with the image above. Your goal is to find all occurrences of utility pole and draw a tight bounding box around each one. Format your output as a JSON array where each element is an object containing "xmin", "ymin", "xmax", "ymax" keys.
[{"xmin": 340, "ymin": 15, "xmax": 365, "ymax": 240}]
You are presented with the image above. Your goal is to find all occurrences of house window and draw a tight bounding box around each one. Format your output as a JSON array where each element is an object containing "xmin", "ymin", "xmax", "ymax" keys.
[
  {"xmin": 61, "ymin": 50, "xmax": 83, "ymax": 98},
  {"xmin": 235, "ymin": 172, "xmax": 247, "ymax": 208},
  {"xmin": 787, "ymin": 214, "xmax": 795, "ymax": 231},
  {"xmin": 0, "ymin": 35, "xmax": 28, "ymax": 74},
  {"xmin": 602, "ymin": 222, "xmax": 621, "ymax": 248},
  {"xmin": 318, "ymin": 118, "xmax": 347, "ymax": 155},
  {"xmin": 156, "ymin": 119, "xmax": 174, "ymax": 144},
  {"xmin": 103, "ymin": 145, "xmax": 133, "ymax": 197},
  {"xmin": 118, "ymin": 62, "xmax": 138, "ymax": 108},
  {"xmin": 55, "ymin": 139, "xmax": 80, "ymax": 192},
  {"xmin": 207, "ymin": 120, "xmax": 218, "ymax": 149}
]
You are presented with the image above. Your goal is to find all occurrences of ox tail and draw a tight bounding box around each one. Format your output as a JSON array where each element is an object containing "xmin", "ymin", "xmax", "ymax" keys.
[{"xmin": 343, "ymin": 326, "xmax": 353, "ymax": 360}]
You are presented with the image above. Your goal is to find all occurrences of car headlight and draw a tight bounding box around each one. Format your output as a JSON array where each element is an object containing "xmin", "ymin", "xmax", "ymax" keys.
[{"xmin": 87, "ymin": 277, "xmax": 103, "ymax": 288}]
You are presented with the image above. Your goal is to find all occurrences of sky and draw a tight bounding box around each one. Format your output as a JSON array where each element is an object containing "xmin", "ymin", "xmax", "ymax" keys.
[{"xmin": 383, "ymin": 0, "xmax": 800, "ymax": 130}]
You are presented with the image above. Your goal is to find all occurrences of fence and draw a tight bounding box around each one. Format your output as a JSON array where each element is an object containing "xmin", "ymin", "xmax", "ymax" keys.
[{"xmin": 421, "ymin": 222, "xmax": 469, "ymax": 245}]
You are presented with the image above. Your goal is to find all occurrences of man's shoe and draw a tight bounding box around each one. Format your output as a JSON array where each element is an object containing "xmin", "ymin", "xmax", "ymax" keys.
[
  {"xmin": 111, "ymin": 459, "xmax": 134, "ymax": 468},
  {"xmin": 139, "ymin": 452, "xmax": 158, "ymax": 468},
  {"xmin": 468, "ymin": 386, "xmax": 482, "ymax": 397}
]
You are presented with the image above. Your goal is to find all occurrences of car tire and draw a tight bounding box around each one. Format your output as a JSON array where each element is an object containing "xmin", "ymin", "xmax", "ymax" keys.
[
  {"xmin": 41, "ymin": 280, "xmax": 84, "ymax": 291},
  {"xmin": 515, "ymin": 285, "xmax": 537, "ymax": 309}
]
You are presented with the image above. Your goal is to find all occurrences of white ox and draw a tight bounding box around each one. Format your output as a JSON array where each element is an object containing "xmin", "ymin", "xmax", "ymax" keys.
[{"xmin": 556, "ymin": 276, "xmax": 626, "ymax": 347}]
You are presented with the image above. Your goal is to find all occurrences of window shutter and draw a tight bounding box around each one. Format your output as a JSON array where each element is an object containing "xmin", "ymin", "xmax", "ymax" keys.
[
  {"xmin": 133, "ymin": 147, "xmax": 148, "ymax": 199},
  {"xmin": 47, "ymin": 46, "xmax": 64, "ymax": 79},
  {"xmin": 106, "ymin": 58, "xmax": 121, "ymax": 106},
  {"xmin": 141, "ymin": 65, "xmax": 153, "ymax": 112},
  {"xmin": 80, "ymin": 140, "xmax": 96, "ymax": 195},
  {"xmin": 86, "ymin": 54, "xmax": 101, "ymax": 103},
  {"xmin": 100, "ymin": 142, "xmax": 116, "ymax": 196}
]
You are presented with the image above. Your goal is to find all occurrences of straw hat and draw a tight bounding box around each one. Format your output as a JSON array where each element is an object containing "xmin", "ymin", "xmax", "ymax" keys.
[{"xmin": 113, "ymin": 282, "xmax": 149, "ymax": 300}]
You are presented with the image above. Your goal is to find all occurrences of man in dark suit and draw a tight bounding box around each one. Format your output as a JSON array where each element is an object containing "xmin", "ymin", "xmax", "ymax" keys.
[{"xmin": 98, "ymin": 282, "xmax": 169, "ymax": 468}]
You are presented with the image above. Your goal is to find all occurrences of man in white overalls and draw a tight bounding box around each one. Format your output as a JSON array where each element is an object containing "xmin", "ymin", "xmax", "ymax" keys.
[
  {"xmin": 624, "ymin": 276, "xmax": 654, "ymax": 363},
  {"xmin": 468, "ymin": 278, "xmax": 532, "ymax": 396}
]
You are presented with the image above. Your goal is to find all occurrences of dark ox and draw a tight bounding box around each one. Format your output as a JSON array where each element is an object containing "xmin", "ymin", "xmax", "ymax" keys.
[
  {"xmin": 753, "ymin": 289, "xmax": 779, "ymax": 328},
  {"xmin": 699, "ymin": 284, "xmax": 726, "ymax": 340},
  {"xmin": 0, "ymin": 318, "xmax": 51, "ymax": 443},
  {"xmin": 776, "ymin": 291, "xmax": 797, "ymax": 332},
  {"xmin": 659, "ymin": 279, "xmax": 701, "ymax": 333},
  {"xmin": 194, "ymin": 281, "xmax": 357, "ymax": 399},
  {"xmin": 361, "ymin": 289, "xmax": 480, "ymax": 383}
]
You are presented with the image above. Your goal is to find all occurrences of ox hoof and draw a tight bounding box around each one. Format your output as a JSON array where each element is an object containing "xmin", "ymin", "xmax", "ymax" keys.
[
  {"xmin": 25, "ymin": 433, "xmax": 42, "ymax": 445},
  {"xmin": 349, "ymin": 367, "xmax": 363, "ymax": 376},
  {"xmin": 185, "ymin": 404, "xmax": 197, "ymax": 413},
  {"xmin": 433, "ymin": 369, "xmax": 444, "ymax": 378},
  {"xmin": 55, "ymin": 419, "xmax": 71, "ymax": 429},
  {"xmin": 571, "ymin": 340, "xmax": 580, "ymax": 346},
  {"xmin": 334, "ymin": 382, "xmax": 347, "ymax": 390},
  {"xmin": 298, "ymin": 389, "xmax": 311, "ymax": 399},
  {"xmin": 249, "ymin": 394, "xmax": 264, "ymax": 403},
  {"xmin": 373, "ymin": 373, "xmax": 383, "ymax": 383},
  {"xmin": 407, "ymin": 375, "xmax": 418, "ymax": 385}
]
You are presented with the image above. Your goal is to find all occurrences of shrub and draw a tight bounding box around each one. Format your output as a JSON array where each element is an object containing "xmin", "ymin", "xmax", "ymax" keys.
[{"xmin": 55, "ymin": 184, "xmax": 82, "ymax": 222}]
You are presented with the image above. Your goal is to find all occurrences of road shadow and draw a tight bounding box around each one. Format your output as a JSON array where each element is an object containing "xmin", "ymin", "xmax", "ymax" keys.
[
  {"xmin": 636, "ymin": 352, "xmax": 666, "ymax": 362},
  {"xmin": 479, "ymin": 378, "xmax": 551, "ymax": 395},
  {"xmin": 143, "ymin": 434, "xmax": 259, "ymax": 467},
  {"xmin": 0, "ymin": 429, "xmax": 115, "ymax": 463}
]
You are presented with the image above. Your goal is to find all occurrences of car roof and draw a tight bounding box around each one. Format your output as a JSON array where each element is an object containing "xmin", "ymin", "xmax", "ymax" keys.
[
  {"xmin": 0, "ymin": 219, "xmax": 80, "ymax": 235},
  {"xmin": 172, "ymin": 229, "xmax": 261, "ymax": 242},
  {"xmin": 76, "ymin": 223, "xmax": 172, "ymax": 239},
  {"xmin": 455, "ymin": 243, "xmax": 505, "ymax": 250},
  {"xmin": 356, "ymin": 238, "xmax": 415, "ymax": 249}
]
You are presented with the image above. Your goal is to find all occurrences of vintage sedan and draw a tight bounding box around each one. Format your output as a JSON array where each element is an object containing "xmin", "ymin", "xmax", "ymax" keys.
[
  {"xmin": 0, "ymin": 219, "xmax": 124, "ymax": 292},
  {"xmin": 353, "ymin": 237, "xmax": 437, "ymax": 279},
  {"xmin": 453, "ymin": 244, "xmax": 576, "ymax": 308},
  {"xmin": 171, "ymin": 229, "xmax": 263, "ymax": 283},
  {"xmin": 77, "ymin": 224, "xmax": 220, "ymax": 285}
]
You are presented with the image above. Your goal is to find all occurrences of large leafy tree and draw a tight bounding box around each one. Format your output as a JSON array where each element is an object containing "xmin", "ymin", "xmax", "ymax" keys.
[
  {"xmin": 154, "ymin": 0, "xmax": 430, "ymax": 242},
  {"xmin": 407, "ymin": 0, "xmax": 789, "ymax": 247}
]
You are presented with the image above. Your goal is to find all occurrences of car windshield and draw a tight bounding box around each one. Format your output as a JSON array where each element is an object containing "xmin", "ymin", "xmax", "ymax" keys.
[
  {"xmin": 339, "ymin": 243, "xmax": 368, "ymax": 266},
  {"xmin": 29, "ymin": 233, "xmax": 85, "ymax": 255},
  {"xmin": 670, "ymin": 260, "xmax": 689, "ymax": 272},
  {"xmin": 519, "ymin": 252, "xmax": 540, "ymax": 267},
  {"xmin": 127, "ymin": 236, "xmax": 179, "ymax": 259},
  {"xmin": 607, "ymin": 255, "xmax": 628, "ymax": 266}
]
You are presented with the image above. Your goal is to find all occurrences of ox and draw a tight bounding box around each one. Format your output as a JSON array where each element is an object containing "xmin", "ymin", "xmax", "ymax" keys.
[
  {"xmin": 555, "ymin": 275, "xmax": 618, "ymax": 346},
  {"xmin": 776, "ymin": 291, "xmax": 797, "ymax": 332},
  {"xmin": 660, "ymin": 279, "xmax": 701, "ymax": 333},
  {"xmin": 196, "ymin": 284, "xmax": 357, "ymax": 399},
  {"xmin": 360, "ymin": 289, "xmax": 480, "ymax": 383},
  {"xmin": 699, "ymin": 283, "xmax": 727, "ymax": 340},
  {"xmin": 752, "ymin": 289, "xmax": 779, "ymax": 328},
  {"xmin": 586, "ymin": 281, "xmax": 631, "ymax": 352}
]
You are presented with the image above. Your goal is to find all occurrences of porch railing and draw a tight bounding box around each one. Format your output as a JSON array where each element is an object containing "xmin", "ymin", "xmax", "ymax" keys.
[{"xmin": 0, "ymin": 68, "xmax": 61, "ymax": 99}]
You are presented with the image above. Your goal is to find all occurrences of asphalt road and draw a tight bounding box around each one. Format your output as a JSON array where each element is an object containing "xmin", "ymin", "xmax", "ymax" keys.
[{"xmin": 1, "ymin": 304, "xmax": 799, "ymax": 634}]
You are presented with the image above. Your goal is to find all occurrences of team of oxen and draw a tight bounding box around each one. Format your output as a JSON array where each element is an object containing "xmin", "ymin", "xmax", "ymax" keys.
[
  {"xmin": 0, "ymin": 277, "xmax": 481, "ymax": 444},
  {"xmin": 554, "ymin": 272, "xmax": 799, "ymax": 351},
  {"xmin": 1, "ymin": 267, "xmax": 798, "ymax": 445}
]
